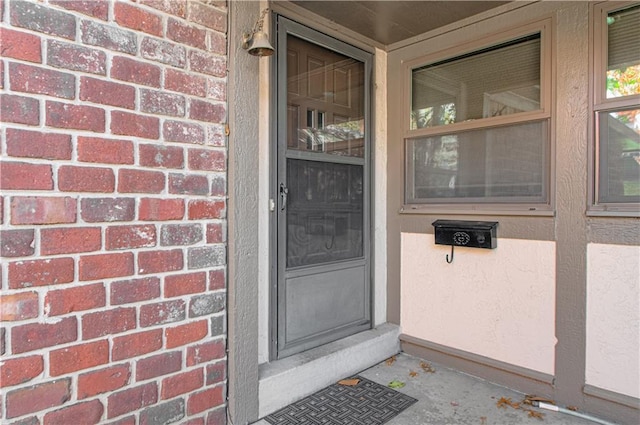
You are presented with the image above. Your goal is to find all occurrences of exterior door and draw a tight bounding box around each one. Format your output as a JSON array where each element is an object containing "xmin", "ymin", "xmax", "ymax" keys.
[{"xmin": 274, "ymin": 17, "xmax": 372, "ymax": 359}]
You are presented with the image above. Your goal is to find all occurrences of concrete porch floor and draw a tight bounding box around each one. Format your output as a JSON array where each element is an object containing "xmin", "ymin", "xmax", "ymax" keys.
[{"xmin": 252, "ymin": 352, "xmax": 609, "ymax": 425}]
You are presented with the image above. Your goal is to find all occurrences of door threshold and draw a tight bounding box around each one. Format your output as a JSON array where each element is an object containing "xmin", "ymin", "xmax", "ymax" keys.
[{"xmin": 257, "ymin": 323, "xmax": 400, "ymax": 419}]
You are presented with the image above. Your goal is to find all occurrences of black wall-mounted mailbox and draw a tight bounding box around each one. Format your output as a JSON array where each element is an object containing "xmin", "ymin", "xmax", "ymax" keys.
[{"xmin": 432, "ymin": 220, "xmax": 498, "ymax": 249}]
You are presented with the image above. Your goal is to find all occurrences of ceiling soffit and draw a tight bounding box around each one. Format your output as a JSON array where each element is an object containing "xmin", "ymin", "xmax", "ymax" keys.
[{"xmin": 286, "ymin": 1, "xmax": 511, "ymax": 47}]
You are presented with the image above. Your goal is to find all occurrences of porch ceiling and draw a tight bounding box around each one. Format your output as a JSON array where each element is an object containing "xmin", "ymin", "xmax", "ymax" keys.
[{"xmin": 287, "ymin": 1, "xmax": 510, "ymax": 46}]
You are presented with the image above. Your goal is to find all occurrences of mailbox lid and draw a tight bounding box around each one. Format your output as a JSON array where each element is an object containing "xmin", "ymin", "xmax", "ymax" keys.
[{"xmin": 431, "ymin": 220, "xmax": 498, "ymax": 231}]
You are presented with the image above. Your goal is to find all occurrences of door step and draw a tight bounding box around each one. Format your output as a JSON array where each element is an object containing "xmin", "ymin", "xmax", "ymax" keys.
[{"xmin": 257, "ymin": 323, "xmax": 400, "ymax": 418}]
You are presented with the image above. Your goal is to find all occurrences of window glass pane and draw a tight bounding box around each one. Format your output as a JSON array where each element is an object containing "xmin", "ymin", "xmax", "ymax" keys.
[
  {"xmin": 606, "ymin": 5, "xmax": 640, "ymax": 99},
  {"xmin": 598, "ymin": 109, "xmax": 640, "ymax": 203},
  {"xmin": 411, "ymin": 35, "xmax": 541, "ymax": 129},
  {"xmin": 287, "ymin": 35, "xmax": 366, "ymax": 157},
  {"xmin": 287, "ymin": 159, "xmax": 363, "ymax": 267},
  {"xmin": 407, "ymin": 121, "xmax": 548, "ymax": 203}
]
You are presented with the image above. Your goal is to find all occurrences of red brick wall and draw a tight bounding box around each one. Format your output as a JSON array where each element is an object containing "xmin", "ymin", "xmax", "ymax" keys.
[{"xmin": 0, "ymin": 1, "xmax": 228, "ymax": 424}]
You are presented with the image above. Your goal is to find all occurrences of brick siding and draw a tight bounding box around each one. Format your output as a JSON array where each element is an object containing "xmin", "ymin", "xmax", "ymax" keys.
[{"xmin": 0, "ymin": 1, "xmax": 228, "ymax": 424}]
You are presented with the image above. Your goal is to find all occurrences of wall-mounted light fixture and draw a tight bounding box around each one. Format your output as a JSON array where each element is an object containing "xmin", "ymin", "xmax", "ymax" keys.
[{"xmin": 242, "ymin": 8, "xmax": 274, "ymax": 57}]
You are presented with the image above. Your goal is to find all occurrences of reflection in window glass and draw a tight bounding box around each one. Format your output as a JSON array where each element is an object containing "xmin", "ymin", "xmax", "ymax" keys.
[
  {"xmin": 287, "ymin": 35, "xmax": 366, "ymax": 157},
  {"xmin": 606, "ymin": 5, "xmax": 640, "ymax": 99},
  {"xmin": 595, "ymin": 3, "xmax": 640, "ymax": 209},
  {"xmin": 411, "ymin": 34, "xmax": 541, "ymax": 129},
  {"xmin": 599, "ymin": 109, "xmax": 640, "ymax": 202},
  {"xmin": 407, "ymin": 121, "xmax": 548, "ymax": 203},
  {"xmin": 411, "ymin": 103, "xmax": 456, "ymax": 129}
]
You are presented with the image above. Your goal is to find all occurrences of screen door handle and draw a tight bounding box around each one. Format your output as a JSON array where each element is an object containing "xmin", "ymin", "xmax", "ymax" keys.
[{"xmin": 279, "ymin": 183, "xmax": 289, "ymax": 211}]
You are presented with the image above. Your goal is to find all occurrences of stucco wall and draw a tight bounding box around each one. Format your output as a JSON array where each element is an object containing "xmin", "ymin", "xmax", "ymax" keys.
[
  {"xmin": 386, "ymin": 1, "xmax": 639, "ymax": 421},
  {"xmin": 401, "ymin": 233, "xmax": 556, "ymax": 374},
  {"xmin": 373, "ymin": 47, "xmax": 388, "ymax": 328},
  {"xmin": 586, "ymin": 243, "xmax": 640, "ymax": 399}
]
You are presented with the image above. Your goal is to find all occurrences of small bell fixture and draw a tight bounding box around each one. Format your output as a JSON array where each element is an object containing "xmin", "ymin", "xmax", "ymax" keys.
[{"xmin": 242, "ymin": 8, "xmax": 275, "ymax": 57}]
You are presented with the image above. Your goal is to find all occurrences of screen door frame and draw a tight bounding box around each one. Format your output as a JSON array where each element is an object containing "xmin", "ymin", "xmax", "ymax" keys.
[{"xmin": 269, "ymin": 15, "xmax": 374, "ymax": 360}]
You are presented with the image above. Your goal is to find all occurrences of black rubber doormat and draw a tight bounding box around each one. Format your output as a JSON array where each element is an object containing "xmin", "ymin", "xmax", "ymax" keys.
[{"xmin": 264, "ymin": 375, "xmax": 418, "ymax": 425}]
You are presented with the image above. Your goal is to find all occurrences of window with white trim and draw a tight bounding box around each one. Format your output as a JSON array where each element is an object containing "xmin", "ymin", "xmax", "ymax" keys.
[
  {"xmin": 592, "ymin": 2, "xmax": 640, "ymax": 213},
  {"xmin": 404, "ymin": 21, "xmax": 552, "ymax": 212}
]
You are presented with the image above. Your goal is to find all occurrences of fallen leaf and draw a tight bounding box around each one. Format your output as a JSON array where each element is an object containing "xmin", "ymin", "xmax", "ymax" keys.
[
  {"xmin": 409, "ymin": 370, "xmax": 418, "ymax": 377},
  {"xmin": 420, "ymin": 361, "xmax": 435, "ymax": 373},
  {"xmin": 338, "ymin": 378, "xmax": 360, "ymax": 386},
  {"xmin": 566, "ymin": 406, "xmax": 578, "ymax": 411},
  {"xmin": 496, "ymin": 397, "xmax": 510, "ymax": 409},
  {"xmin": 526, "ymin": 409, "xmax": 544, "ymax": 420},
  {"xmin": 523, "ymin": 395, "xmax": 554, "ymax": 405},
  {"xmin": 497, "ymin": 395, "xmax": 550, "ymax": 421},
  {"xmin": 388, "ymin": 380, "xmax": 405, "ymax": 389},
  {"xmin": 480, "ymin": 417, "xmax": 487, "ymax": 425},
  {"xmin": 496, "ymin": 397, "xmax": 520, "ymax": 410},
  {"xmin": 386, "ymin": 356, "xmax": 396, "ymax": 366}
]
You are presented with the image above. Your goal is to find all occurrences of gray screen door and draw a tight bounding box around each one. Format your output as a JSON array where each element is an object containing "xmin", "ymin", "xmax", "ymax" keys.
[{"xmin": 274, "ymin": 17, "xmax": 372, "ymax": 359}]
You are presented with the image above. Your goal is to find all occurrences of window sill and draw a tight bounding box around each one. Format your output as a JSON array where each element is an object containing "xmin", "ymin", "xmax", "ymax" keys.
[
  {"xmin": 586, "ymin": 207, "xmax": 640, "ymax": 218},
  {"xmin": 400, "ymin": 204, "xmax": 555, "ymax": 217}
]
